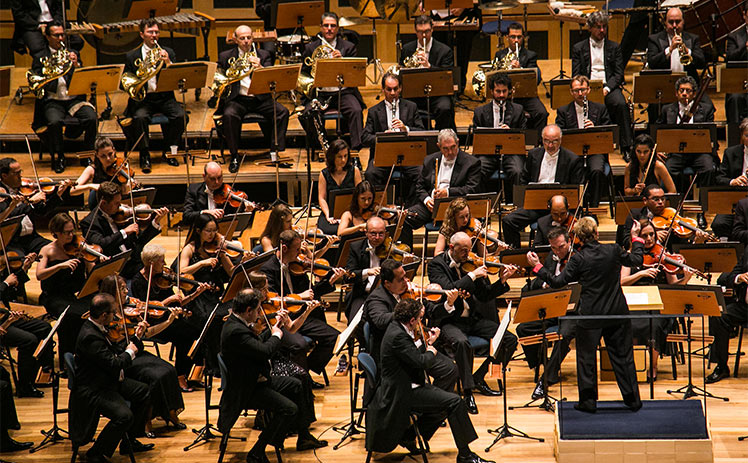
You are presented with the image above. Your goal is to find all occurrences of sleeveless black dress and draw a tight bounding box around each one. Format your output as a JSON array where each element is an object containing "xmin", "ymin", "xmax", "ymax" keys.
[
  {"xmin": 40, "ymin": 259, "xmax": 90, "ymax": 356},
  {"xmin": 317, "ymin": 166, "xmax": 356, "ymax": 235}
]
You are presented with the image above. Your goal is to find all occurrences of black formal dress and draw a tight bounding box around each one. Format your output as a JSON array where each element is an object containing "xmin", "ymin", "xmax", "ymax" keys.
[
  {"xmin": 501, "ymin": 147, "xmax": 583, "ymax": 248},
  {"xmin": 708, "ymin": 247, "xmax": 748, "ymax": 369},
  {"xmin": 534, "ymin": 240, "xmax": 644, "ymax": 408},
  {"xmin": 657, "ymin": 100, "xmax": 716, "ymax": 187},
  {"xmin": 0, "ymin": 180, "xmax": 59, "ymax": 255},
  {"xmin": 365, "ymin": 321, "xmax": 478, "ymax": 453},
  {"xmin": 400, "ymin": 150, "xmax": 482, "ymax": 247},
  {"xmin": 39, "ymin": 258, "xmax": 90, "ymax": 357},
  {"xmin": 122, "ymin": 45, "xmax": 185, "ymax": 157},
  {"xmin": 493, "ymin": 47, "xmax": 549, "ymax": 130},
  {"xmin": 571, "ymin": 37, "xmax": 632, "ymax": 153},
  {"xmin": 712, "ymin": 144, "xmax": 747, "ymax": 238},
  {"xmin": 362, "ymin": 98, "xmax": 424, "ymax": 205},
  {"xmin": 215, "ymin": 47, "xmax": 289, "ymax": 157},
  {"xmin": 181, "ymin": 182, "xmax": 246, "ymax": 226},
  {"xmin": 400, "ymin": 38, "xmax": 455, "ymax": 130},
  {"xmin": 427, "ymin": 251, "xmax": 518, "ymax": 391},
  {"xmin": 472, "ymin": 99, "xmax": 527, "ymax": 199},
  {"xmin": 260, "ymin": 255, "xmax": 339, "ymax": 375},
  {"xmin": 724, "ymin": 25, "xmax": 748, "ymax": 126},
  {"xmin": 317, "ymin": 166, "xmax": 357, "ymax": 235},
  {"xmin": 300, "ymin": 35, "xmax": 366, "ymax": 150},
  {"xmin": 30, "ymin": 47, "xmax": 97, "ymax": 165},
  {"xmin": 10, "ymin": 0, "xmax": 62, "ymax": 55},
  {"xmin": 362, "ymin": 284, "xmax": 458, "ymax": 392},
  {"xmin": 79, "ymin": 211, "xmax": 161, "ymax": 279},
  {"xmin": 72, "ymin": 320, "xmax": 150, "ymax": 459}
]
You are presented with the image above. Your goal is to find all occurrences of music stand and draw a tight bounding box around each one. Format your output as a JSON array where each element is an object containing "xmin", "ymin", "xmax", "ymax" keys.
[
  {"xmin": 400, "ymin": 68, "xmax": 454, "ymax": 129},
  {"xmin": 129, "ymin": 187, "xmax": 156, "ymax": 206},
  {"xmin": 66, "ymin": 64, "xmax": 123, "ymax": 119},
  {"xmin": 406, "ymin": 130, "xmax": 440, "ymax": 154},
  {"xmin": 660, "ymin": 284, "xmax": 727, "ymax": 401},
  {"xmin": 562, "ymin": 126, "xmax": 616, "ymax": 208},
  {"xmin": 549, "ymin": 79, "xmax": 605, "ymax": 109},
  {"xmin": 514, "ymin": 184, "xmax": 581, "ymax": 210},
  {"xmin": 490, "ymin": 69, "xmax": 539, "ymax": 100},
  {"xmin": 632, "ymin": 71, "xmax": 685, "ymax": 117},
  {"xmin": 433, "ymin": 193, "xmax": 496, "ymax": 223},
  {"xmin": 651, "ymin": 123, "xmax": 716, "ymax": 155},
  {"xmin": 0, "ymin": 216, "xmax": 22, "ymax": 244},
  {"xmin": 315, "ymin": 57, "xmax": 367, "ymax": 140},
  {"xmin": 330, "ymin": 187, "xmax": 387, "ymax": 220},
  {"xmin": 273, "ymin": 0, "xmax": 324, "ymax": 32},
  {"xmin": 331, "ymin": 307, "xmax": 365, "ymax": 448},
  {"xmin": 699, "ymin": 186, "xmax": 748, "ymax": 215},
  {"xmin": 512, "ymin": 286, "xmax": 576, "ymax": 412},
  {"xmin": 77, "ymin": 251, "xmax": 131, "ymax": 299},
  {"xmin": 671, "ymin": 242, "xmax": 743, "ymax": 284},
  {"xmin": 221, "ymin": 250, "xmax": 276, "ymax": 303},
  {"xmin": 29, "ymin": 306, "xmax": 70, "ymax": 452},
  {"xmin": 216, "ymin": 213, "xmax": 253, "ymax": 241},
  {"xmin": 716, "ymin": 63, "xmax": 748, "ymax": 94},
  {"xmin": 373, "ymin": 134, "xmax": 427, "ymax": 204},
  {"xmin": 500, "ymin": 246, "xmax": 551, "ymax": 286}
]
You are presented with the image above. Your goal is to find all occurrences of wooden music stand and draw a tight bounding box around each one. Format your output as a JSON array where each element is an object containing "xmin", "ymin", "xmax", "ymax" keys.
[
  {"xmin": 489, "ymin": 69, "xmax": 539, "ymax": 99},
  {"xmin": 217, "ymin": 213, "xmax": 253, "ymax": 240},
  {"xmin": 632, "ymin": 70, "xmax": 685, "ymax": 110},
  {"xmin": 614, "ymin": 193, "xmax": 682, "ymax": 225},
  {"xmin": 406, "ymin": 130, "xmax": 440, "ymax": 154},
  {"xmin": 126, "ymin": 0, "xmax": 177, "ymax": 19},
  {"xmin": 314, "ymin": 58, "xmax": 368, "ymax": 89},
  {"xmin": 130, "ymin": 187, "xmax": 156, "ymax": 206},
  {"xmin": 699, "ymin": 187, "xmax": 748, "ymax": 215},
  {"xmin": 0, "ymin": 66, "xmax": 12, "ymax": 98},
  {"xmin": 221, "ymin": 250, "xmax": 277, "ymax": 303},
  {"xmin": 716, "ymin": 63, "xmax": 748, "ymax": 94},
  {"xmin": 472, "ymin": 128, "xmax": 527, "ymax": 157},
  {"xmin": 652, "ymin": 123, "xmax": 716, "ymax": 154},
  {"xmin": 273, "ymin": 0, "xmax": 325, "ymax": 30},
  {"xmin": 67, "ymin": 64, "xmax": 123, "ymax": 97},
  {"xmin": 400, "ymin": 68, "xmax": 454, "ymax": 100},
  {"xmin": 514, "ymin": 184, "xmax": 581, "ymax": 210},
  {"xmin": 433, "ymin": 193, "xmax": 496, "ymax": 222},
  {"xmin": 561, "ymin": 125, "xmax": 617, "ymax": 156},
  {"xmin": 671, "ymin": 243, "xmax": 743, "ymax": 276},
  {"xmin": 373, "ymin": 135, "xmax": 427, "ymax": 168},
  {"xmin": 0, "ymin": 216, "xmax": 22, "ymax": 244},
  {"xmin": 155, "ymin": 61, "xmax": 215, "ymax": 93},
  {"xmin": 549, "ymin": 79, "xmax": 604, "ymax": 109},
  {"xmin": 335, "ymin": 235, "xmax": 366, "ymax": 270},
  {"xmin": 248, "ymin": 64, "xmax": 301, "ymax": 95},
  {"xmin": 77, "ymin": 251, "xmax": 131, "ymax": 299},
  {"xmin": 330, "ymin": 187, "xmax": 386, "ymax": 219}
]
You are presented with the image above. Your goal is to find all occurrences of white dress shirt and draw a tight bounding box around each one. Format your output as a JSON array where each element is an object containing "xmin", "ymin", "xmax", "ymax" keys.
[
  {"xmin": 205, "ymin": 185, "xmax": 216, "ymax": 210},
  {"xmin": 678, "ymin": 101, "xmax": 695, "ymax": 124},
  {"xmin": 238, "ymin": 49, "xmax": 254, "ymax": 96},
  {"xmin": 141, "ymin": 44, "xmax": 159, "ymax": 93},
  {"xmin": 589, "ymin": 38, "xmax": 607, "ymax": 84},
  {"xmin": 445, "ymin": 251, "xmax": 474, "ymax": 317},
  {"xmin": 742, "ymin": 145, "xmax": 748, "ymax": 175},
  {"xmin": 46, "ymin": 47, "xmax": 71, "ymax": 101},
  {"xmin": 666, "ymin": 34, "xmax": 686, "ymax": 73},
  {"xmin": 537, "ymin": 150, "xmax": 560, "ymax": 183},
  {"xmin": 362, "ymin": 241, "xmax": 381, "ymax": 292},
  {"xmin": 385, "ymin": 99, "xmax": 403, "ymax": 131},
  {"xmin": 492, "ymin": 100, "xmax": 506, "ymax": 128},
  {"xmin": 38, "ymin": 0, "xmax": 53, "ymax": 23}
]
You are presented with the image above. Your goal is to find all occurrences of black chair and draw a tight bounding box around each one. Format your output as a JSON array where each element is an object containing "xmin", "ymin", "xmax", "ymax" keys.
[
  {"xmin": 208, "ymin": 112, "xmax": 267, "ymax": 163},
  {"xmin": 0, "ymin": 341, "xmax": 19, "ymax": 393},
  {"xmin": 34, "ymin": 116, "xmax": 84, "ymax": 161}
]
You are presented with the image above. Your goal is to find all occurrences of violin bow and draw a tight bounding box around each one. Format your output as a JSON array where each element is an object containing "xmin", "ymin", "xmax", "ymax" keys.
[
  {"xmin": 143, "ymin": 263, "xmax": 154, "ymax": 325},
  {"xmin": 108, "ymin": 131, "xmax": 144, "ymax": 184},
  {"xmin": 657, "ymin": 174, "xmax": 698, "ymax": 268},
  {"xmin": 482, "ymin": 200, "xmax": 489, "ymax": 264},
  {"xmin": 113, "ymin": 279, "xmax": 131, "ymax": 345},
  {"xmin": 640, "ymin": 143, "xmax": 658, "ymax": 185},
  {"xmin": 24, "ymin": 136, "xmax": 43, "ymax": 191},
  {"xmin": 376, "ymin": 161, "xmax": 397, "ymax": 217},
  {"xmin": 0, "ymin": 219, "xmax": 13, "ymax": 280},
  {"xmin": 565, "ymin": 181, "xmax": 589, "ymax": 258},
  {"xmin": 220, "ymin": 153, "xmax": 248, "ymax": 216},
  {"xmin": 278, "ymin": 233, "xmax": 285, "ymax": 312}
]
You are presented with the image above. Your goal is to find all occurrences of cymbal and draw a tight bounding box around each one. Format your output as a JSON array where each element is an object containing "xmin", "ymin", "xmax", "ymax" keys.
[
  {"xmin": 478, "ymin": 0, "xmax": 519, "ymax": 10},
  {"xmin": 516, "ymin": 0, "xmax": 545, "ymax": 4},
  {"xmin": 339, "ymin": 16, "xmax": 369, "ymax": 27}
]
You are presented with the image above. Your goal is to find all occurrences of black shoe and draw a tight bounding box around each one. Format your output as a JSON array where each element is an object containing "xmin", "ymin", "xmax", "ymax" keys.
[
  {"xmin": 120, "ymin": 438, "xmax": 155, "ymax": 454},
  {"xmin": 17, "ymin": 385, "xmax": 44, "ymax": 398},
  {"xmin": 574, "ymin": 400, "xmax": 597, "ymax": 414},
  {"xmin": 52, "ymin": 158, "xmax": 65, "ymax": 174},
  {"xmin": 625, "ymin": 399, "xmax": 643, "ymax": 412},
  {"xmin": 310, "ymin": 379, "xmax": 325, "ymax": 389},
  {"xmin": 457, "ymin": 451, "xmax": 496, "ymax": 463},
  {"xmin": 229, "ymin": 157, "xmax": 240, "ymax": 173},
  {"xmin": 473, "ymin": 379, "xmax": 501, "ymax": 396},
  {"xmin": 162, "ymin": 154, "xmax": 179, "ymax": 167},
  {"xmin": 0, "ymin": 437, "xmax": 34, "ymax": 452},
  {"xmin": 399, "ymin": 439, "xmax": 419, "ymax": 454},
  {"xmin": 464, "ymin": 393, "xmax": 478, "ymax": 415},
  {"xmin": 706, "ymin": 365, "xmax": 730, "ymax": 384},
  {"xmin": 296, "ymin": 435, "xmax": 328, "ymax": 451},
  {"xmin": 334, "ymin": 354, "xmax": 348, "ymax": 375},
  {"xmin": 246, "ymin": 450, "xmax": 270, "ymax": 463},
  {"xmin": 140, "ymin": 153, "xmax": 152, "ymax": 174},
  {"xmin": 171, "ymin": 421, "xmax": 187, "ymax": 430},
  {"xmin": 531, "ymin": 380, "xmax": 545, "ymax": 401}
]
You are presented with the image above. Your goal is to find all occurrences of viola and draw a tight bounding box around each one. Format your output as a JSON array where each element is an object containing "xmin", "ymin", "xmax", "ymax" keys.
[
  {"xmin": 19, "ymin": 177, "xmax": 73, "ymax": 196},
  {"xmin": 402, "ymin": 282, "xmax": 469, "ymax": 302},
  {"xmin": 375, "ymin": 237, "xmax": 415, "ymax": 262},
  {"xmin": 123, "ymin": 298, "xmax": 168, "ymax": 320},
  {"xmin": 0, "ymin": 251, "xmax": 39, "ymax": 272},
  {"xmin": 154, "ymin": 268, "xmax": 218, "ymax": 293},
  {"xmin": 642, "ymin": 243, "xmax": 707, "ymax": 280},
  {"xmin": 287, "ymin": 255, "xmax": 354, "ymax": 279},
  {"xmin": 464, "ymin": 218, "xmax": 511, "ymax": 254},
  {"xmin": 63, "ymin": 235, "xmax": 106, "ymax": 262},
  {"xmin": 212, "ymin": 184, "xmax": 259, "ymax": 210},
  {"xmin": 105, "ymin": 157, "xmax": 137, "ymax": 186},
  {"xmin": 651, "ymin": 207, "xmax": 718, "ymax": 242},
  {"xmin": 112, "ymin": 204, "xmax": 163, "ymax": 226},
  {"xmin": 461, "ymin": 251, "xmax": 519, "ymax": 275}
]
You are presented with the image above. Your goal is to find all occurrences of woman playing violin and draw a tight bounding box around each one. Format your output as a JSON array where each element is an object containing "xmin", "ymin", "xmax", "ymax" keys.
[
  {"xmin": 337, "ymin": 180, "xmax": 375, "ymax": 237},
  {"xmin": 260, "ymin": 204, "xmax": 293, "ymax": 252},
  {"xmin": 317, "ymin": 139, "xmax": 362, "ymax": 235},
  {"xmin": 36, "ymin": 213, "xmax": 97, "ymax": 356},
  {"xmin": 435, "ymin": 198, "xmax": 476, "ymax": 256},
  {"xmin": 623, "ymin": 134, "xmax": 676, "ymax": 197},
  {"xmin": 70, "ymin": 137, "xmax": 138, "ymax": 208},
  {"xmin": 100, "ymin": 274, "xmax": 188, "ymax": 437}
]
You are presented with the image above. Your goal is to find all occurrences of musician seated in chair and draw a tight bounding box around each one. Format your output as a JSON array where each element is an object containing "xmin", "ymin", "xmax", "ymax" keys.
[
  {"xmin": 571, "ymin": 11, "xmax": 632, "ymax": 161},
  {"xmin": 215, "ymin": 25, "xmax": 289, "ymax": 174},
  {"xmin": 725, "ymin": 5, "xmax": 748, "ymax": 128},
  {"xmin": 492, "ymin": 22, "xmax": 548, "ymax": 130},
  {"xmin": 121, "ymin": 18, "xmax": 183, "ymax": 173},
  {"xmin": 713, "ymin": 118, "xmax": 748, "ymax": 239},
  {"xmin": 657, "ymin": 76, "xmax": 716, "ymax": 188},
  {"xmin": 299, "ymin": 12, "xmax": 366, "ymax": 151},
  {"xmin": 472, "ymin": 72, "xmax": 527, "ymax": 199},
  {"xmin": 10, "ymin": 0, "xmax": 61, "ymax": 56},
  {"xmin": 400, "ymin": 15, "xmax": 456, "ymax": 131},
  {"xmin": 30, "ymin": 22, "xmax": 97, "ymax": 174},
  {"xmin": 182, "ymin": 161, "xmax": 254, "ymax": 226}
]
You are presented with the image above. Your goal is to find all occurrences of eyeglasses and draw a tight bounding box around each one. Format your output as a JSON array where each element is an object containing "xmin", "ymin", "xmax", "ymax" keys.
[
  {"xmin": 542, "ymin": 139, "xmax": 561, "ymax": 145},
  {"xmin": 367, "ymin": 231, "xmax": 385, "ymax": 236},
  {"xmin": 321, "ymin": 24, "xmax": 337, "ymax": 28},
  {"xmin": 648, "ymin": 196, "xmax": 666, "ymax": 202},
  {"xmin": 570, "ymin": 87, "xmax": 590, "ymax": 94}
]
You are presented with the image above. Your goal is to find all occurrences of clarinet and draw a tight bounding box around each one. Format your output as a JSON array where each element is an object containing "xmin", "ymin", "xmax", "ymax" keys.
[
  {"xmin": 583, "ymin": 95, "xmax": 589, "ymax": 126},
  {"xmin": 391, "ymin": 99, "xmax": 397, "ymax": 131}
]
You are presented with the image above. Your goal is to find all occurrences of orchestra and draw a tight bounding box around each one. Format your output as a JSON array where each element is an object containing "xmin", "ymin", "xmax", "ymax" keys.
[{"xmin": 6, "ymin": 3, "xmax": 748, "ymax": 461}]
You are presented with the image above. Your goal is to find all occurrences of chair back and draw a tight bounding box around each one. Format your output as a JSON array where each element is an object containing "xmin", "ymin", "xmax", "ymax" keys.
[
  {"xmin": 217, "ymin": 353, "xmax": 229, "ymax": 391},
  {"xmin": 63, "ymin": 352, "xmax": 77, "ymax": 391},
  {"xmin": 357, "ymin": 351, "xmax": 377, "ymax": 407},
  {"xmin": 363, "ymin": 321, "xmax": 372, "ymax": 353}
]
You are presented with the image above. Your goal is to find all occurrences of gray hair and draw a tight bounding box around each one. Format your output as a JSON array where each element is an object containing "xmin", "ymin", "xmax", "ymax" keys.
[
  {"xmin": 141, "ymin": 243, "xmax": 166, "ymax": 266},
  {"xmin": 740, "ymin": 118, "xmax": 748, "ymax": 135},
  {"xmin": 450, "ymin": 231, "xmax": 470, "ymax": 246},
  {"xmin": 437, "ymin": 128, "xmax": 459, "ymax": 145},
  {"xmin": 586, "ymin": 10, "xmax": 609, "ymax": 28}
]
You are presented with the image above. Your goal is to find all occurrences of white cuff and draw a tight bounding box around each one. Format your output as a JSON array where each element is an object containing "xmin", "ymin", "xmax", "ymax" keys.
[
  {"xmin": 272, "ymin": 331, "xmax": 282, "ymax": 339},
  {"xmin": 125, "ymin": 348, "xmax": 136, "ymax": 359},
  {"xmin": 424, "ymin": 196, "xmax": 432, "ymax": 206},
  {"xmin": 604, "ymin": 86, "xmax": 610, "ymax": 93},
  {"xmin": 665, "ymin": 47, "xmax": 672, "ymax": 57},
  {"xmin": 468, "ymin": 271, "xmax": 477, "ymax": 281},
  {"xmin": 120, "ymin": 230, "xmax": 128, "ymax": 239},
  {"xmin": 152, "ymin": 219, "xmax": 162, "ymax": 230},
  {"xmin": 444, "ymin": 302, "xmax": 456, "ymax": 314}
]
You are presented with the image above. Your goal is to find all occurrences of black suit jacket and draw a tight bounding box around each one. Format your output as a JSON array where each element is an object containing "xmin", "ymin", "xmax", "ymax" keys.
[
  {"xmin": 717, "ymin": 245, "xmax": 748, "ymax": 303},
  {"xmin": 494, "ymin": 47, "xmax": 542, "ymax": 83},
  {"xmin": 534, "ymin": 213, "xmax": 557, "ymax": 247},
  {"xmin": 523, "ymin": 250, "xmax": 562, "ymax": 292},
  {"xmin": 716, "ymin": 144, "xmax": 746, "ymax": 185},
  {"xmin": 535, "ymin": 240, "xmax": 644, "ymax": 328},
  {"xmin": 123, "ymin": 45, "xmax": 178, "ymax": 108},
  {"xmin": 426, "ymin": 251, "xmax": 509, "ymax": 325},
  {"xmin": 472, "ymin": 100, "xmax": 527, "ymax": 129},
  {"xmin": 732, "ymin": 198, "xmax": 748, "ymax": 245},
  {"xmin": 345, "ymin": 239, "xmax": 376, "ymax": 306},
  {"xmin": 216, "ymin": 47, "xmax": 274, "ymax": 102},
  {"xmin": 401, "ymin": 38, "xmax": 453, "ymax": 69},
  {"xmin": 301, "ymin": 36, "xmax": 365, "ymax": 106},
  {"xmin": 10, "ymin": 0, "xmax": 61, "ymax": 31},
  {"xmin": 31, "ymin": 47, "xmax": 84, "ymax": 102},
  {"xmin": 79, "ymin": 211, "xmax": 161, "ymax": 278},
  {"xmin": 217, "ymin": 313, "xmax": 281, "ymax": 433},
  {"xmin": 726, "ymin": 25, "xmax": 748, "ymax": 62},
  {"xmin": 415, "ymin": 150, "xmax": 482, "ymax": 203},
  {"xmin": 75, "ymin": 320, "xmax": 138, "ymax": 392},
  {"xmin": 520, "ymin": 147, "xmax": 584, "ymax": 185},
  {"xmin": 555, "ymin": 100, "xmax": 611, "ymax": 129},
  {"xmin": 362, "ymin": 284, "xmax": 398, "ymax": 362},
  {"xmin": 657, "ymin": 100, "xmax": 715, "ymax": 124},
  {"xmin": 182, "ymin": 182, "xmax": 244, "ymax": 226},
  {"xmin": 361, "ymin": 99, "xmax": 424, "ymax": 148},
  {"xmin": 646, "ymin": 30, "xmax": 706, "ymax": 81},
  {"xmin": 571, "ymin": 38, "xmax": 624, "ymax": 90}
]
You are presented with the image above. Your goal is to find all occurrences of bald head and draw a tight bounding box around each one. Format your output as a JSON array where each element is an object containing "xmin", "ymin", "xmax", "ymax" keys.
[
  {"xmin": 365, "ymin": 216, "xmax": 386, "ymax": 247},
  {"xmin": 203, "ymin": 161, "xmax": 223, "ymax": 191},
  {"xmin": 449, "ymin": 231, "xmax": 472, "ymax": 263},
  {"xmin": 234, "ymin": 25, "xmax": 254, "ymax": 52},
  {"xmin": 665, "ymin": 8, "xmax": 684, "ymax": 35},
  {"xmin": 541, "ymin": 124, "xmax": 562, "ymax": 155},
  {"xmin": 549, "ymin": 195, "xmax": 569, "ymax": 223},
  {"xmin": 366, "ymin": 216, "xmax": 386, "ymax": 232},
  {"xmin": 450, "ymin": 231, "xmax": 471, "ymax": 247}
]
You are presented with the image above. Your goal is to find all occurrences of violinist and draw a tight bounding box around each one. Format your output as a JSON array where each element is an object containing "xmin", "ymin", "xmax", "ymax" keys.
[
  {"xmin": 362, "ymin": 259, "xmax": 459, "ymax": 392},
  {"xmin": 534, "ymin": 195, "xmax": 572, "ymax": 247},
  {"xmin": 73, "ymin": 293, "xmax": 153, "ymax": 463},
  {"xmin": 623, "ymin": 134, "xmax": 676, "ymax": 197},
  {"xmin": 36, "ymin": 213, "xmax": 96, "ymax": 357},
  {"xmin": 0, "ymin": 157, "xmax": 71, "ymax": 255},
  {"xmin": 317, "ymin": 139, "xmax": 363, "ymax": 235},
  {"xmin": 337, "ymin": 180, "xmax": 375, "ymax": 238},
  {"xmin": 345, "ymin": 216, "xmax": 387, "ymax": 321},
  {"xmin": 100, "ymin": 274, "xmax": 187, "ymax": 436},
  {"xmin": 435, "ymin": 198, "xmax": 481, "ymax": 257},
  {"xmin": 706, "ymin": 244, "xmax": 748, "ymax": 383},
  {"xmin": 71, "ymin": 136, "xmax": 138, "ymax": 208},
  {"xmin": 260, "ymin": 229, "xmax": 346, "ymax": 383},
  {"xmin": 260, "ymin": 203, "xmax": 293, "ymax": 252},
  {"xmin": 218, "ymin": 289, "xmax": 327, "ymax": 463},
  {"xmin": 427, "ymin": 232, "xmax": 519, "ymax": 414},
  {"xmin": 182, "ymin": 161, "xmax": 254, "ymax": 226},
  {"xmin": 80, "ymin": 181, "xmax": 168, "ymax": 280},
  {"xmin": 620, "ymin": 219, "xmax": 692, "ymax": 380},
  {"xmin": 712, "ymin": 119, "xmax": 748, "ymax": 240},
  {"xmin": 132, "ymin": 244, "xmax": 208, "ymax": 392}
]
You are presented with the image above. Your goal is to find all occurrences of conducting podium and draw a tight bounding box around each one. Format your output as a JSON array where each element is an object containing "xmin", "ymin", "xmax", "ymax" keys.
[{"xmin": 400, "ymin": 67, "xmax": 454, "ymax": 129}]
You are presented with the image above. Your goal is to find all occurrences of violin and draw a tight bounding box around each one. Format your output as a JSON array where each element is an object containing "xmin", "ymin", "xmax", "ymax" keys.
[
  {"xmin": 372, "ymin": 204, "xmax": 415, "ymax": 222},
  {"xmin": 651, "ymin": 207, "xmax": 718, "ymax": 242},
  {"xmin": 212, "ymin": 184, "xmax": 259, "ymax": 210},
  {"xmin": 402, "ymin": 282, "xmax": 468, "ymax": 302},
  {"xmin": 294, "ymin": 226, "xmax": 338, "ymax": 246},
  {"xmin": 63, "ymin": 235, "xmax": 106, "ymax": 262},
  {"xmin": 262, "ymin": 292, "xmax": 327, "ymax": 314},
  {"xmin": 105, "ymin": 157, "xmax": 137, "ymax": 186},
  {"xmin": 105, "ymin": 314, "xmax": 138, "ymax": 343},
  {"xmin": 642, "ymin": 243, "xmax": 707, "ymax": 280},
  {"xmin": 375, "ymin": 238, "xmax": 415, "ymax": 262},
  {"xmin": 19, "ymin": 177, "xmax": 73, "ymax": 196},
  {"xmin": 287, "ymin": 255, "xmax": 354, "ymax": 279},
  {"xmin": 123, "ymin": 298, "xmax": 168, "ymax": 320},
  {"xmin": 0, "ymin": 251, "xmax": 39, "ymax": 273},
  {"xmin": 461, "ymin": 251, "xmax": 519, "ymax": 275},
  {"xmin": 112, "ymin": 204, "xmax": 163, "ymax": 226},
  {"xmin": 154, "ymin": 268, "xmax": 218, "ymax": 293},
  {"xmin": 464, "ymin": 218, "xmax": 511, "ymax": 254},
  {"xmin": 201, "ymin": 234, "xmax": 256, "ymax": 259}
]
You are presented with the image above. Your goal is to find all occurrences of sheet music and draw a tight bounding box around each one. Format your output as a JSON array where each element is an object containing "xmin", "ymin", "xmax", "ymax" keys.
[
  {"xmin": 334, "ymin": 305, "xmax": 363, "ymax": 355},
  {"xmin": 34, "ymin": 305, "xmax": 69, "ymax": 360},
  {"xmin": 491, "ymin": 302, "xmax": 512, "ymax": 358}
]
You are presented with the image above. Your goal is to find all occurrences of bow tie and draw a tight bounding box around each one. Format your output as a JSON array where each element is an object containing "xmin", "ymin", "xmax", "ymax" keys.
[
  {"xmin": 449, "ymin": 261, "xmax": 460, "ymax": 269},
  {"xmin": 441, "ymin": 160, "xmax": 455, "ymax": 168},
  {"xmin": 591, "ymin": 40, "xmax": 604, "ymax": 49}
]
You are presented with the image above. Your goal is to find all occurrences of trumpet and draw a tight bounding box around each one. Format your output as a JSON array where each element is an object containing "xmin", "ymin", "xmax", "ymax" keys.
[
  {"xmin": 675, "ymin": 33, "xmax": 692, "ymax": 66},
  {"xmin": 121, "ymin": 41, "xmax": 165, "ymax": 101}
]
